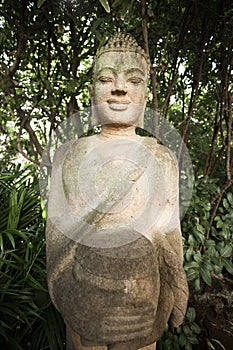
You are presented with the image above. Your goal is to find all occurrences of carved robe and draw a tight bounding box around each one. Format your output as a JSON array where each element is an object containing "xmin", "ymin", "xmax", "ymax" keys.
[{"xmin": 46, "ymin": 135, "xmax": 188, "ymax": 349}]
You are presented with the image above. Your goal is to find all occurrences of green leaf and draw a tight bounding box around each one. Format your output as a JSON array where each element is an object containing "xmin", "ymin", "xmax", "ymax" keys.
[
  {"xmin": 99, "ymin": 0, "xmax": 111, "ymax": 13},
  {"xmin": 186, "ymin": 307, "xmax": 196, "ymax": 322},
  {"xmin": 193, "ymin": 251, "xmax": 202, "ymax": 263},
  {"xmin": 179, "ymin": 332, "xmax": 187, "ymax": 347},
  {"xmin": 216, "ymin": 219, "xmax": 224, "ymax": 228},
  {"xmin": 7, "ymin": 189, "xmax": 26, "ymax": 230},
  {"xmin": 194, "ymin": 277, "xmax": 201, "ymax": 290},
  {"xmin": 199, "ymin": 265, "xmax": 212, "ymax": 286},
  {"xmin": 205, "ymin": 239, "xmax": 216, "ymax": 248},
  {"xmin": 112, "ymin": 0, "xmax": 124, "ymax": 7},
  {"xmin": 196, "ymin": 223, "xmax": 205, "ymax": 234},
  {"xmin": 217, "ymin": 241, "xmax": 225, "ymax": 251},
  {"xmin": 222, "ymin": 258, "xmax": 233, "ymax": 275},
  {"xmin": 185, "ymin": 248, "xmax": 193, "ymax": 262},
  {"xmin": 186, "ymin": 268, "xmax": 199, "ymax": 281},
  {"xmin": 185, "ymin": 261, "xmax": 200, "ymax": 269},
  {"xmin": 183, "ymin": 324, "xmax": 192, "ymax": 335},
  {"xmin": 213, "ymin": 264, "xmax": 223, "ymax": 275},
  {"xmin": 220, "ymin": 245, "xmax": 232, "ymax": 258},
  {"xmin": 0, "ymin": 234, "xmax": 3, "ymax": 252},
  {"xmin": 223, "ymin": 198, "xmax": 229, "ymax": 209},
  {"xmin": 37, "ymin": 0, "xmax": 47, "ymax": 8},
  {"xmin": 188, "ymin": 234, "xmax": 196, "ymax": 245},
  {"xmin": 227, "ymin": 192, "xmax": 233, "ymax": 206},
  {"xmin": 190, "ymin": 323, "xmax": 201, "ymax": 334},
  {"xmin": 193, "ymin": 228, "xmax": 205, "ymax": 244},
  {"xmin": 202, "ymin": 258, "xmax": 213, "ymax": 271},
  {"xmin": 5, "ymin": 232, "xmax": 15, "ymax": 249}
]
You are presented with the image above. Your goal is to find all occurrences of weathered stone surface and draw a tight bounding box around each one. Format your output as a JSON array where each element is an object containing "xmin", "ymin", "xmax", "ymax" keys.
[{"xmin": 46, "ymin": 33, "xmax": 188, "ymax": 350}]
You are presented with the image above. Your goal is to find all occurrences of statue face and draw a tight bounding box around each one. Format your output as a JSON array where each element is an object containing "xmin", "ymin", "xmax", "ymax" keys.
[{"xmin": 92, "ymin": 51, "xmax": 148, "ymax": 127}]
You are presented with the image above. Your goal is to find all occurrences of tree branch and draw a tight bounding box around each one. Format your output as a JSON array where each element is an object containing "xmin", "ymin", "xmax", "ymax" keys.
[
  {"xmin": 8, "ymin": 1, "xmax": 27, "ymax": 77},
  {"xmin": 17, "ymin": 110, "xmax": 40, "ymax": 166},
  {"xmin": 204, "ymin": 105, "xmax": 220, "ymax": 176},
  {"xmin": 141, "ymin": 0, "xmax": 159, "ymax": 137}
]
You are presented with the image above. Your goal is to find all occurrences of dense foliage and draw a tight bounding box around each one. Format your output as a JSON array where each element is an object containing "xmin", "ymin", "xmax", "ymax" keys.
[
  {"xmin": 0, "ymin": 0, "xmax": 232, "ymax": 349},
  {"xmin": 0, "ymin": 164, "xmax": 65, "ymax": 349}
]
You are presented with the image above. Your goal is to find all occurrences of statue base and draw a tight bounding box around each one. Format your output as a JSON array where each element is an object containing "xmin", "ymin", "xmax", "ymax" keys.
[{"xmin": 66, "ymin": 324, "xmax": 156, "ymax": 350}]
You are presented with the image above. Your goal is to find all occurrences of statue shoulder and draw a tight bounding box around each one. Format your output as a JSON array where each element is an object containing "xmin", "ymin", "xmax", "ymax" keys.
[
  {"xmin": 141, "ymin": 136, "xmax": 178, "ymax": 167},
  {"xmin": 52, "ymin": 140, "xmax": 75, "ymax": 166},
  {"xmin": 52, "ymin": 135, "xmax": 98, "ymax": 167}
]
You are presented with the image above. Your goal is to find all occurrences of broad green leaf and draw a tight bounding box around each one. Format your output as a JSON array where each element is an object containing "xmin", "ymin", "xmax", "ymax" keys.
[
  {"xmin": 202, "ymin": 219, "xmax": 211, "ymax": 230},
  {"xmin": 194, "ymin": 277, "xmax": 201, "ymax": 290},
  {"xmin": 179, "ymin": 332, "xmax": 187, "ymax": 347},
  {"xmin": 185, "ymin": 248, "xmax": 193, "ymax": 262},
  {"xmin": 193, "ymin": 228, "xmax": 205, "ymax": 244},
  {"xmin": 207, "ymin": 245, "xmax": 218, "ymax": 257},
  {"xmin": 99, "ymin": 0, "xmax": 111, "ymax": 13},
  {"xmin": 193, "ymin": 251, "xmax": 202, "ymax": 263},
  {"xmin": 222, "ymin": 258, "xmax": 233, "ymax": 275},
  {"xmin": 205, "ymin": 239, "xmax": 216, "ymax": 248},
  {"xmin": 213, "ymin": 264, "xmax": 223, "ymax": 275},
  {"xmin": 185, "ymin": 261, "xmax": 200, "ymax": 269},
  {"xmin": 199, "ymin": 265, "xmax": 212, "ymax": 286},
  {"xmin": 186, "ymin": 307, "xmax": 196, "ymax": 322},
  {"xmin": 223, "ymin": 198, "xmax": 229, "ymax": 209},
  {"xmin": 187, "ymin": 335, "xmax": 199, "ymax": 344},
  {"xmin": 211, "ymin": 256, "xmax": 221, "ymax": 265},
  {"xmin": 188, "ymin": 234, "xmax": 196, "ymax": 245},
  {"xmin": 227, "ymin": 192, "xmax": 233, "ymax": 206},
  {"xmin": 186, "ymin": 268, "xmax": 199, "ymax": 281},
  {"xmin": 183, "ymin": 324, "xmax": 192, "ymax": 335},
  {"xmin": 202, "ymin": 258, "xmax": 213, "ymax": 271},
  {"xmin": 216, "ymin": 241, "xmax": 225, "ymax": 250},
  {"xmin": 220, "ymin": 245, "xmax": 232, "ymax": 258},
  {"xmin": 190, "ymin": 323, "xmax": 201, "ymax": 334},
  {"xmin": 196, "ymin": 223, "xmax": 205, "ymax": 234}
]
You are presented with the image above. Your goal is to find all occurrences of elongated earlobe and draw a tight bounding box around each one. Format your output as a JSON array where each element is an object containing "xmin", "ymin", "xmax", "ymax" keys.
[
  {"xmin": 89, "ymin": 85, "xmax": 99, "ymax": 127},
  {"xmin": 89, "ymin": 84, "xmax": 93, "ymax": 100}
]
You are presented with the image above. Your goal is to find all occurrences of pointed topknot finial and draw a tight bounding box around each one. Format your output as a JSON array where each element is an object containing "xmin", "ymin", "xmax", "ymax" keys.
[{"xmin": 94, "ymin": 33, "xmax": 151, "ymax": 71}]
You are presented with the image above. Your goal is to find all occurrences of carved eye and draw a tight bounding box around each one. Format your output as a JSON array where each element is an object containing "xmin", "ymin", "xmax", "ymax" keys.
[
  {"xmin": 99, "ymin": 76, "xmax": 113, "ymax": 83},
  {"xmin": 128, "ymin": 77, "xmax": 144, "ymax": 84}
]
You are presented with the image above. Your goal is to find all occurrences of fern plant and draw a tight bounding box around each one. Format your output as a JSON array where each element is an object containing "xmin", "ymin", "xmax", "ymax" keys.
[{"xmin": 0, "ymin": 163, "xmax": 65, "ymax": 350}]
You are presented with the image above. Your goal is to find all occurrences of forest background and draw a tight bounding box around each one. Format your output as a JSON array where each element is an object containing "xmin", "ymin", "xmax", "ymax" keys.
[{"xmin": 0, "ymin": 0, "xmax": 232, "ymax": 349}]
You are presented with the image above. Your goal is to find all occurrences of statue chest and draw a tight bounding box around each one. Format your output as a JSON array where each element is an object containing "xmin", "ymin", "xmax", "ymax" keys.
[{"xmin": 62, "ymin": 138, "xmax": 167, "ymax": 234}]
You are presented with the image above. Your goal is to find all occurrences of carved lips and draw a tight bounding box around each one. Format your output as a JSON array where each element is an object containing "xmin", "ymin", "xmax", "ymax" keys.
[{"xmin": 107, "ymin": 98, "xmax": 130, "ymax": 111}]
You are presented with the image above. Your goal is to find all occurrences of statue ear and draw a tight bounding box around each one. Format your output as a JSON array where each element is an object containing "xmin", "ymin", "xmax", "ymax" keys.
[
  {"xmin": 89, "ymin": 84, "xmax": 100, "ymax": 127},
  {"xmin": 89, "ymin": 84, "xmax": 94, "ymax": 101}
]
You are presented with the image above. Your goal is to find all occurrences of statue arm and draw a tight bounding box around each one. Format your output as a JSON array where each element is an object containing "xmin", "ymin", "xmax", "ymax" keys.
[{"xmin": 149, "ymin": 141, "xmax": 188, "ymax": 328}]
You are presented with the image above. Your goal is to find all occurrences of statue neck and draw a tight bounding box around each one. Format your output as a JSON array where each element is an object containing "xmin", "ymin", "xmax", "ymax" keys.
[{"xmin": 100, "ymin": 124, "xmax": 138, "ymax": 139}]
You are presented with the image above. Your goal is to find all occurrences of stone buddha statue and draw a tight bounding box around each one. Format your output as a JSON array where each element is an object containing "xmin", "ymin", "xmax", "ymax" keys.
[{"xmin": 46, "ymin": 33, "xmax": 188, "ymax": 350}]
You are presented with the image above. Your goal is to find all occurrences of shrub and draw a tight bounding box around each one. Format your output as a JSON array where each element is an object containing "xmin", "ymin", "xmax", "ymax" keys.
[{"xmin": 0, "ymin": 163, "xmax": 65, "ymax": 350}]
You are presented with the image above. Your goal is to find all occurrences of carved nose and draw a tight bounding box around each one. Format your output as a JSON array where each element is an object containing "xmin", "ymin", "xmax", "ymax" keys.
[{"xmin": 112, "ymin": 78, "xmax": 127, "ymax": 94}]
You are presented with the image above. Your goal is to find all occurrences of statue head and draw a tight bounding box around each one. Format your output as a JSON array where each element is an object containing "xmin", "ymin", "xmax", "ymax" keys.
[{"xmin": 90, "ymin": 33, "xmax": 150, "ymax": 128}]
